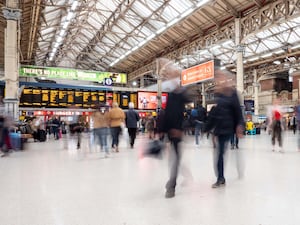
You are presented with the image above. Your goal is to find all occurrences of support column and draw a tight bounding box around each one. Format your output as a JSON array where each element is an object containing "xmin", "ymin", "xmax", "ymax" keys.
[
  {"xmin": 235, "ymin": 18, "xmax": 245, "ymax": 106},
  {"xmin": 201, "ymin": 83, "xmax": 206, "ymax": 108},
  {"xmin": 253, "ymin": 69, "xmax": 259, "ymax": 116},
  {"xmin": 139, "ymin": 76, "xmax": 144, "ymax": 88},
  {"xmin": 156, "ymin": 59, "xmax": 162, "ymax": 109},
  {"xmin": 2, "ymin": 1, "xmax": 21, "ymax": 120}
]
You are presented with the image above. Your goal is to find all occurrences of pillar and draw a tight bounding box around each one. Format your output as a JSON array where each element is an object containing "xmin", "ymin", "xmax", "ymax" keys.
[
  {"xmin": 156, "ymin": 59, "xmax": 162, "ymax": 109},
  {"xmin": 201, "ymin": 83, "xmax": 206, "ymax": 108},
  {"xmin": 235, "ymin": 18, "xmax": 245, "ymax": 106},
  {"xmin": 140, "ymin": 75, "xmax": 144, "ymax": 88},
  {"xmin": 253, "ymin": 69, "xmax": 259, "ymax": 116},
  {"xmin": 2, "ymin": 1, "xmax": 21, "ymax": 120}
]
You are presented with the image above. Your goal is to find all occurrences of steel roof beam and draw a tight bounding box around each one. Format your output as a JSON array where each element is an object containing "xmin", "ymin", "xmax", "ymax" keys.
[
  {"xmin": 128, "ymin": 0, "xmax": 300, "ymax": 81},
  {"xmin": 76, "ymin": 0, "xmax": 135, "ymax": 65}
]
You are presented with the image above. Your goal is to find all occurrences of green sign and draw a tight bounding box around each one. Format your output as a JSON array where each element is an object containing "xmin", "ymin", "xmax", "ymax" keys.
[{"xmin": 19, "ymin": 65, "xmax": 127, "ymax": 84}]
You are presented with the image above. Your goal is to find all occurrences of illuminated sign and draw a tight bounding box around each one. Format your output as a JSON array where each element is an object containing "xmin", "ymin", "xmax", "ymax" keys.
[
  {"xmin": 137, "ymin": 92, "xmax": 168, "ymax": 110},
  {"xmin": 20, "ymin": 65, "xmax": 127, "ymax": 84},
  {"xmin": 181, "ymin": 60, "xmax": 214, "ymax": 86}
]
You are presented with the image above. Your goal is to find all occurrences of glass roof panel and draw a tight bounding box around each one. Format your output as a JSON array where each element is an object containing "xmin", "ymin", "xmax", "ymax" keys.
[
  {"xmin": 126, "ymin": 10, "xmax": 143, "ymax": 27},
  {"xmin": 262, "ymin": 39, "xmax": 283, "ymax": 49},
  {"xmin": 131, "ymin": 1, "xmax": 153, "ymax": 18},
  {"xmin": 116, "ymin": 18, "xmax": 135, "ymax": 33},
  {"xmin": 160, "ymin": 5, "xmax": 180, "ymax": 21},
  {"xmin": 169, "ymin": 0, "xmax": 193, "ymax": 12},
  {"xmin": 255, "ymin": 30, "xmax": 272, "ymax": 39},
  {"xmin": 145, "ymin": 0, "xmax": 163, "ymax": 11}
]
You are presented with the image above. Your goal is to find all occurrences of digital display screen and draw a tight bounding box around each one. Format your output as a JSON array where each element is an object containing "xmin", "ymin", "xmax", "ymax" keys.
[
  {"xmin": 83, "ymin": 91, "xmax": 91, "ymax": 108},
  {"xmin": 58, "ymin": 90, "xmax": 68, "ymax": 107},
  {"xmin": 49, "ymin": 89, "xmax": 59, "ymax": 107},
  {"xmin": 137, "ymin": 92, "xmax": 168, "ymax": 110},
  {"xmin": 41, "ymin": 89, "xmax": 49, "ymax": 106},
  {"xmin": 121, "ymin": 92, "xmax": 130, "ymax": 109},
  {"xmin": 67, "ymin": 90, "xmax": 74, "ymax": 106},
  {"xmin": 32, "ymin": 88, "xmax": 41, "ymax": 106},
  {"xmin": 20, "ymin": 88, "xmax": 33, "ymax": 106},
  {"xmin": 130, "ymin": 93, "xmax": 137, "ymax": 109},
  {"xmin": 74, "ymin": 90, "xmax": 83, "ymax": 107},
  {"xmin": 18, "ymin": 86, "xmax": 151, "ymax": 110}
]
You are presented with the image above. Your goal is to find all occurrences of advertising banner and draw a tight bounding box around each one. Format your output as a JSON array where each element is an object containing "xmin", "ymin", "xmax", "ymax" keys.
[
  {"xmin": 181, "ymin": 60, "xmax": 214, "ymax": 86},
  {"xmin": 20, "ymin": 65, "xmax": 127, "ymax": 84},
  {"xmin": 138, "ymin": 92, "xmax": 168, "ymax": 110}
]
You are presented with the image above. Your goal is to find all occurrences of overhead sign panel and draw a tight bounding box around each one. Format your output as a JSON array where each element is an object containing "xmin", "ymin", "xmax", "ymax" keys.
[
  {"xmin": 181, "ymin": 60, "xmax": 214, "ymax": 86},
  {"xmin": 19, "ymin": 65, "xmax": 127, "ymax": 84}
]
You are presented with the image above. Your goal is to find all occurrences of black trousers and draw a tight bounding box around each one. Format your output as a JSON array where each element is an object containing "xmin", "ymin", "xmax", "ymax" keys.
[
  {"xmin": 216, "ymin": 134, "xmax": 231, "ymax": 182},
  {"xmin": 128, "ymin": 128, "xmax": 137, "ymax": 146},
  {"xmin": 166, "ymin": 137, "xmax": 181, "ymax": 191}
]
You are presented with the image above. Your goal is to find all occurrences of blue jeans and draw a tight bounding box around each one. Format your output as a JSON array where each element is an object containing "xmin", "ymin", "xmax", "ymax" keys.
[
  {"xmin": 195, "ymin": 121, "xmax": 203, "ymax": 145},
  {"xmin": 94, "ymin": 127, "xmax": 109, "ymax": 153},
  {"xmin": 110, "ymin": 126, "xmax": 122, "ymax": 147}
]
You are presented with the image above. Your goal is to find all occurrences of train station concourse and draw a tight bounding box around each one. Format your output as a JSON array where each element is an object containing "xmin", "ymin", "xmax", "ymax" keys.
[
  {"xmin": 0, "ymin": 132, "xmax": 300, "ymax": 225},
  {"xmin": 1, "ymin": 0, "xmax": 300, "ymax": 224}
]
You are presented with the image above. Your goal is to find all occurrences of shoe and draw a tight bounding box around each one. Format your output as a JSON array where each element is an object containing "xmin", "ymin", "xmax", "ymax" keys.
[
  {"xmin": 236, "ymin": 145, "xmax": 239, "ymax": 149},
  {"xmin": 212, "ymin": 180, "xmax": 226, "ymax": 188},
  {"xmin": 165, "ymin": 190, "xmax": 175, "ymax": 198},
  {"xmin": 0, "ymin": 152, "xmax": 7, "ymax": 157},
  {"xmin": 115, "ymin": 147, "xmax": 119, "ymax": 152},
  {"xmin": 77, "ymin": 144, "xmax": 80, "ymax": 149},
  {"xmin": 231, "ymin": 145, "xmax": 234, "ymax": 150}
]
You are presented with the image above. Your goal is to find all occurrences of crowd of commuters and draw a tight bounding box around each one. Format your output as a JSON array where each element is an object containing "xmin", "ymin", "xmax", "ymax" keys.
[{"xmin": 2, "ymin": 66, "xmax": 300, "ymax": 200}]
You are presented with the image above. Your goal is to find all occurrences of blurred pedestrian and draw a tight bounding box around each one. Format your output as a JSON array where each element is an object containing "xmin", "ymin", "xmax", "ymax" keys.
[
  {"xmin": 204, "ymin": 69, "xmax": 244, "ymax": 188},
  {"xmin": 146, "ymin": 113, "xmax": 156, "ymax": 139},
  {"xmin": 267, "ymin": 98, "xmax": 284, "ymax": 152},
  {"xmin": 191, "ymin": 105, "xmax": 207, "ymax": 146},
  {"xmin": 125, "ymin": 102, "xmax": 140, "ymax": 148},
  {"xmin": 92, "ymin": 106, "xmax": 110, "ymax": 157},
  {"xmin": 108, "ymin": 102, "xmax": 125, "ymax": 152},
  {"xmin": 163, "ymin": 82, "xmax": 193, "ymax": 198}
]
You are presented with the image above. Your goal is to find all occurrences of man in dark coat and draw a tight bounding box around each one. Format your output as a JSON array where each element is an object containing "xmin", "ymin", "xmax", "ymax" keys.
[
  {"xmin": 125, "ymin": 102, "xmax": 140, "ymax": 148},
  {"xmin": 163, "ymin": 85, "xmax": 192, "ymax": 198},
  {"xmin": 204, "ymin": 70, "xmax": 244, "ymax": 188}
]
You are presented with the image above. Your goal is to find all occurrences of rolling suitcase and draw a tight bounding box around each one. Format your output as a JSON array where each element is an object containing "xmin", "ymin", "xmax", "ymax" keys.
[{"xmin": 9, "ymin": 132, "xmax": 22, "ymax": 150}]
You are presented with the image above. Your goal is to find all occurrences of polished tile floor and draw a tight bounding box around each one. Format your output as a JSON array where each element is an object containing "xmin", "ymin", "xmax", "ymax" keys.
[{"xmin": 0, "ymin": 131, "xmax": 300, "ymax": 225}]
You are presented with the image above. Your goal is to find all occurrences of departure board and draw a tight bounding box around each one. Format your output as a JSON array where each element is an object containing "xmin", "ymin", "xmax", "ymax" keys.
[
  {"xmin": 113, "ymin": 92, "xmax": 120, "ymax": 107},
  {"xmin": 74, "ymin": 90, "xmax": 83, "ymax": 107},
  {"xmin": 32, "ymin": 88, "xmax": 41, "ymax": 106},
  {"xmin": 130, "ymin": 93, "xmax": 138, "ymax": 109},
  {"xmin": 121, "ymin": 92, "xmax": 129, "ymax": 109},
  {"xmin": 17, "ymin": 85, "xmax": 151, "ymax": 110},
  {"xmin": 83, "ymin": 91, "xmax": 91, "ymax": 108},
  {"xmin": 98, "ymin": 91, "xmax": 105, "ymax": 105},
  {"xmin": 41, "ymin": 89, "xmax": 49, "ymax": 106},
  {"xmin": 49, "ymin": 89, "xmax": 59, "ymax": 107},
  {"xmin": 21, "ymin": 88, "xmax": 33, "ymax": 106},
  {"xmin": 67, "ymin": 90, "xmax": 74, "ymax": 106},
  {"xmin": 90, "ymin": 91, "xmax": 98, "ymax": 108},
  {"xmin": 58, "ymin": 89, "xmax": 68, "ymax": 107}
]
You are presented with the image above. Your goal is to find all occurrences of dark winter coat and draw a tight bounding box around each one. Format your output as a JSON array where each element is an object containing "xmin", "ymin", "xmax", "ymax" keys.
[
  {"xmin": 125, "ymin": 109, "xmax": 140, "ymax": 128},
  {"xmin": 204, "ymin": 89, "xmax": 244, "ymax": 136}
]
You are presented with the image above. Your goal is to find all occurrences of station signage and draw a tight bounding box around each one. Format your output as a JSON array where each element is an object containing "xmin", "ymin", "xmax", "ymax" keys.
[
  {"xmin": 181, "ymin": 60, "xmax": 214, "ymax": 86},
  {"xmin": 19, "ymin": 65, "xmax": 127, "ymax": 84}
]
